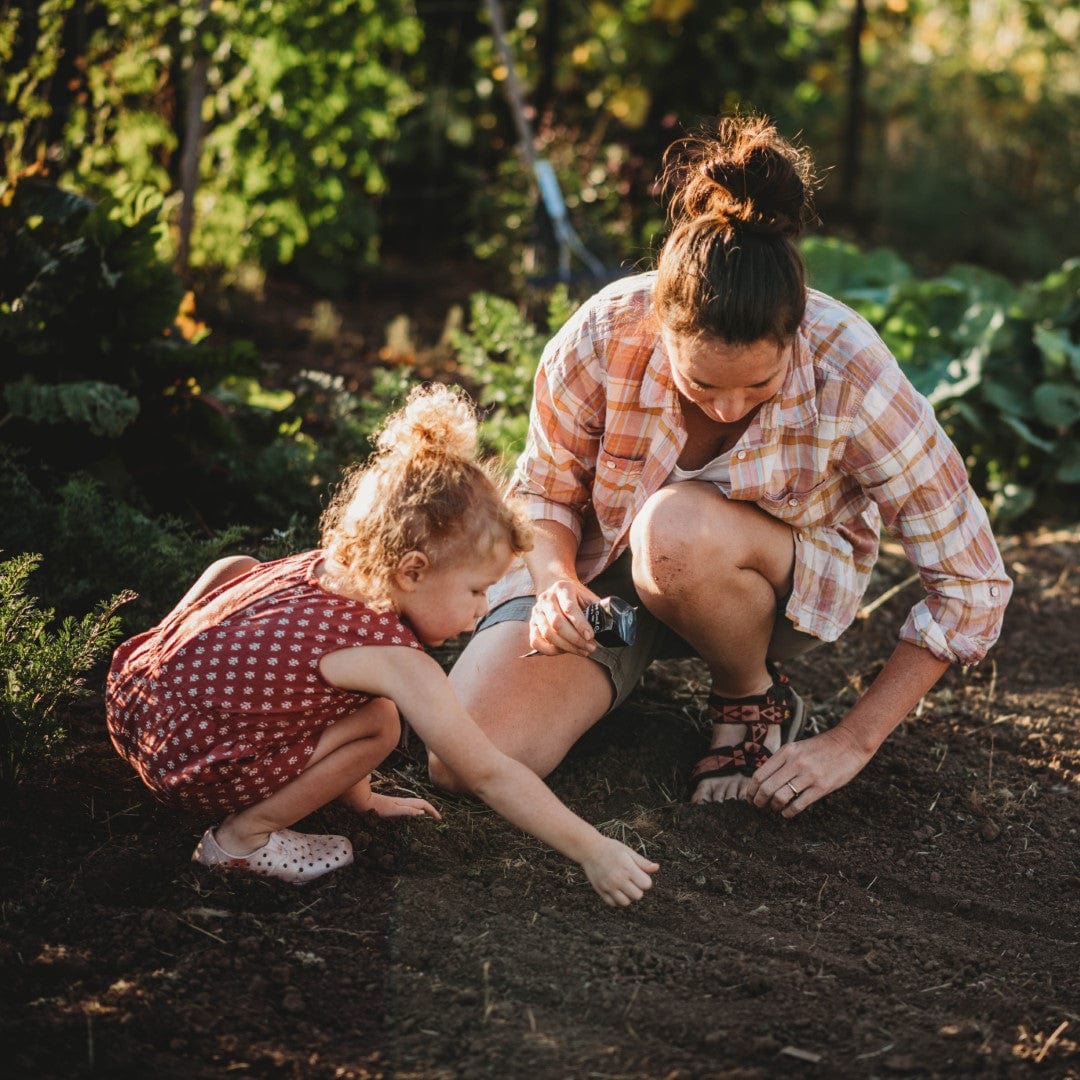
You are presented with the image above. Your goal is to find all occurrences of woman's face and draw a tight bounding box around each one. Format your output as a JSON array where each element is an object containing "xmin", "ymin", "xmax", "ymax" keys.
[{"xmin": 662, "ymin": 330, "xmax": 791, "ymax": 425}]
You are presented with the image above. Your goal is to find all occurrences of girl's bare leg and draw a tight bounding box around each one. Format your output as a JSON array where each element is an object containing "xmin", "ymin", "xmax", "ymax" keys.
[
  {"xmin": 628, "ymin": 482, "xmax": 796, "ymax": 803},
  {"xmin": 215, "ymin": 697, "xmax": 403, "ymax": 855},
  {"xmin": 432, "ymin": 620, "xmax": 614, "ymax": 791}
]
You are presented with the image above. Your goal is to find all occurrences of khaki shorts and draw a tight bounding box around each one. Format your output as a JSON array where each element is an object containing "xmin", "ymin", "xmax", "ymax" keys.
[{"xmin": 477, "ymin": 550, "xmax": 822, "ymax": 711}]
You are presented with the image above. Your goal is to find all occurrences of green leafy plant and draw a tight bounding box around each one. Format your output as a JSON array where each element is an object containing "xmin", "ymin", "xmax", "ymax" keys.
[
  {"xmin": 453, "ymin": 286, "xmax": 578, "ymax": 463},
  {"xmin": 0, "ymin": 552, "xmax": 132, "ymax": 793},
  {"xmin": 4, "ymin": 0, "xmax": 422, "ymax": 285},
  {"xmin": 803, "ymin": 238, "xmax": 1080, "ymax": 523}
]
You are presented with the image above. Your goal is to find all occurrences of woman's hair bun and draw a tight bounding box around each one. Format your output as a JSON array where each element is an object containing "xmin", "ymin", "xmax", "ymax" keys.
[
  {"xmin": 375, "ymin": 382, "xmax": 479, "ymax": 463},
  {"xmin": 663, "ymin": 114, "xmax": 815, "ymax": 239}
]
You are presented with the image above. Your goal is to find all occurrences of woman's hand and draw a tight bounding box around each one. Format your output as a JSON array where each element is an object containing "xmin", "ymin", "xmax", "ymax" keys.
[
  {"xmin": 528, "ymin": 578, "xmax": 602, "ymax": 657},
  {"xmin": 580, "ymin": 837, "xmax": 659, "ymax": 907},
  {"xmin": 747, "ymin": 642, "xmax": 950, "ymax": 817},
  {"xmin": 746, "ymin": 726, "xmax": 873, "ymax": 818}
]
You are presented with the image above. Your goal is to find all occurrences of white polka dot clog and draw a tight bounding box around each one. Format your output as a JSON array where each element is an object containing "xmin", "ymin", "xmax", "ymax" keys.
[{"xmin": 192, "ymin": 826, "xmax": 353, "ymax": 884}]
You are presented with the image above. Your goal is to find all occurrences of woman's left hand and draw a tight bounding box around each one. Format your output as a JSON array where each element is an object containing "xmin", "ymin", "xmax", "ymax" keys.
[{"xmin": 746, "ymin": 726, "xmax": 873, "ymax": 818}]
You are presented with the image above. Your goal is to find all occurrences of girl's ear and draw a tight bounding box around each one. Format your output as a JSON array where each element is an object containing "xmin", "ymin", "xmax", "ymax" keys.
[{"xmin": 393, "ymin": 550, "xmax": 430, "ymax": 590}]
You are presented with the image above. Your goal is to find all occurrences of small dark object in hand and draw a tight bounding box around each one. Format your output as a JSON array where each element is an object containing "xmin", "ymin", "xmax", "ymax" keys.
[{"xmin": 584, "ymin": 596, "xmax": 637, "ymax": 647}]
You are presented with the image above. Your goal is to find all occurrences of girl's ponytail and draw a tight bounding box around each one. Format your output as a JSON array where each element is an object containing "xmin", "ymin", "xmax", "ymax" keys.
[{"xmin": 320, "ymin": 385, "xmax": 531, "ymax": 608}]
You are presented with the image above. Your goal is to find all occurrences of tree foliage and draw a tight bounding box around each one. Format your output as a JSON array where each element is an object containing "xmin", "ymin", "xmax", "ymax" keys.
[{"xmin": 3, "ymin": 0, "xmax": 422, "ymax": 285}]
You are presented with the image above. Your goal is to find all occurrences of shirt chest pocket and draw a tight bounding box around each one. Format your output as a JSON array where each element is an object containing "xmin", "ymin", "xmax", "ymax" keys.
[
  {"xmin": 762, "ymin": 470, "xmax": 840, "ymax": 523},
  {"xmin": 593, "ymin": 445, "xmax": 646, "ymax": 529},
  {"xmin": 595, "ymin": 445, "xmax": 645, "ymax": 493}
]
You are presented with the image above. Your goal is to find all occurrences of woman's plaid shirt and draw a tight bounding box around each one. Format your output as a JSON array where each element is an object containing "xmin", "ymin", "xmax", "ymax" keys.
[{"xmin": 493, "ymin": 273, "xmax": 1011, "ymax": 665}]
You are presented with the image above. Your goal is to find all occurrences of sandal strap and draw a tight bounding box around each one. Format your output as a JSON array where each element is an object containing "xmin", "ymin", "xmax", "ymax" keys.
[
  {"xmin": 690, "ymin": 672, "xmax": 806, "ymax": 788},
  {"xmin": 690, "ymin": 738, "xmax": 773, "ymax": 780},
  {"xmin": 706, "ymin": 672, "xmax": 799, "ymax": 728}
]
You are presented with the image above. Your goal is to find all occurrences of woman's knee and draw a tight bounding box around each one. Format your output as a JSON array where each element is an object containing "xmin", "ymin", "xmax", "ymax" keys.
[
  {"xmin": 630, "ymin": 484, "xmax": 793, "ymax": 595},
  {"xmin": 630, "ymin": 485, "xmax": 734, "ymax": 588}
]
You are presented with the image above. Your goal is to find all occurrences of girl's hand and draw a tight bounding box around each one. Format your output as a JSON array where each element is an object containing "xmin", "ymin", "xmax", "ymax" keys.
[
  {"xmin": 529, "ymin": 578, "xmax": 602, "ymax": 657},
  {"xmin": 581, "ymin": 838, "xmax": 659, "ymax": 907},
  {"xmin": 365, "ymin": 792, "xmax": 442, "ymax": 820}
]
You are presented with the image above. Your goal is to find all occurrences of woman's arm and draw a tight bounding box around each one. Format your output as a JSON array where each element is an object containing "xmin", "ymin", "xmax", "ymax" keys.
[
  {"xmin": 747, "ymin": 640, "xmax": 949, "ymax": 815},
  {"xmin": 320, "ymin": 646, "xmax": 658, "ymax": 905},
  {"xmin": 523, "ymin": 520, "xmax": 603, "ymax": 656}
]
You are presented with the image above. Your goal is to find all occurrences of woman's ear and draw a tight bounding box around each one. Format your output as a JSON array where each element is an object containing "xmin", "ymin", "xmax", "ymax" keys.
[{"xmin": 393, "ymin": 550, "xmax": 430, "ymax": 590}]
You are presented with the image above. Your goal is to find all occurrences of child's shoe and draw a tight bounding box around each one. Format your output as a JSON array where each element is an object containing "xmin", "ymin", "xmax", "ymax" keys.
[{"xmin": 192, "ymin": 826, "xmax": 353, "ymax": 883}]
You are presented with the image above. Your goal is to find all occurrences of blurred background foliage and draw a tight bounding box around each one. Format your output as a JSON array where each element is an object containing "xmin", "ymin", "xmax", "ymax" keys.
[{"xmin": 1, "ymin": 0, "xmax": 1078, "ymax": 637}]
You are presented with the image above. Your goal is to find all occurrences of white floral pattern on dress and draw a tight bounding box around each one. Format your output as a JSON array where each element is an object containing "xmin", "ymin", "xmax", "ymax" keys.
[{"xmin": 105, "ymin": 550, "xmax": 421, "ymax": 815}]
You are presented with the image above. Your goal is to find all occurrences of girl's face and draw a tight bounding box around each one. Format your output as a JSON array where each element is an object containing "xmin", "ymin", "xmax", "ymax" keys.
[
  {"xmin": 397, "ymin": 540, "xmax": 513, "ymax": 648},
  {"xmin": 662, "ymin": 329, "xmax": 790, "ymax": 425}
]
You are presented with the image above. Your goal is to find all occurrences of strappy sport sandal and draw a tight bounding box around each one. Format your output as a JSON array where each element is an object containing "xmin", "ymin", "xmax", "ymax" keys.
[
  {"xmin": 192, "ymin": 827, "xmax": 354, "ymax": 884},
  {"xmin": 690, "ymin": 670, "xmax": 806, "ymax": 791}
]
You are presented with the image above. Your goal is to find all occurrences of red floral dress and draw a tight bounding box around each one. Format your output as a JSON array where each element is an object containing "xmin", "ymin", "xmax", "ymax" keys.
[{"xmin": 105, "ymin": 551, "xmax": 421, "ymax": 815}]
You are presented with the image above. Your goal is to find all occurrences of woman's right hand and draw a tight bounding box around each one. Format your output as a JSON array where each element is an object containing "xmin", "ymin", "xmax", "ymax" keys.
[
  {"xmin": 529, "ymin": 578, "xmax": 602, "ymax": 656},
  {"xmin": 580, "ymin": 837, "xmax": 659, "ymax": 907}
]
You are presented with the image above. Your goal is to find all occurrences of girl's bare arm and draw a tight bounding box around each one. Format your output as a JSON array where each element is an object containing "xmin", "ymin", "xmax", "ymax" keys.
[{"xmin": 320, "ymin": 646, "xmax": 658, "ymax": 905}]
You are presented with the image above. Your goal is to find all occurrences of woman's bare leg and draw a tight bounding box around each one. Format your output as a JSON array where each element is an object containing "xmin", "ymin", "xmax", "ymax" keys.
[
  {"xmin": 432, "ymin": 620, "xmax": 614, "ymax": 791},
  {"xmin": 215, "ymin": 697, "xmax": 401, "ymax": 854},
  {"xmin": 629, "ymin": 482, "xmax": 797, "ymax": 803}
]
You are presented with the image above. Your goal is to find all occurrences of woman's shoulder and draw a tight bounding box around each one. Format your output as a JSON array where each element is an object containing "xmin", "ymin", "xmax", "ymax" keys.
[
  {"xmin": 801, "ymin": 289, "xmax": 903, "ymax": 392},
  {"xmin": 563, "ymin": 272, "xmax": 657, "ymax": 337}
]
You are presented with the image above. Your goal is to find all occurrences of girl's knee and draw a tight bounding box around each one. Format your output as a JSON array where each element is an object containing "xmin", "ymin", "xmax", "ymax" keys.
[
  {"xmin": 427, "ymin": 751, "xmax": 464, "ymax": 793},
  {"xmin": 365, "ymin": 697, "xmax": 402, "ymax": 752}
]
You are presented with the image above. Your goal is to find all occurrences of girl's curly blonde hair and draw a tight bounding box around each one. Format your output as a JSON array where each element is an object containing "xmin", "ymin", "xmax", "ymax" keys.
[{"xmin": 320, "ymin": 384, "xmax": 532, "ymax": 610}]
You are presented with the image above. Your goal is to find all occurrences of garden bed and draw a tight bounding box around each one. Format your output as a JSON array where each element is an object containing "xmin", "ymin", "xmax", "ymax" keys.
[{"xmin": 1, "ymin": 529, "xmax": 1077, "ymax": 1078}]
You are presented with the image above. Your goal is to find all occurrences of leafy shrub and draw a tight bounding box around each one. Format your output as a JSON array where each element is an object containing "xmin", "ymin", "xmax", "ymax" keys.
[
  {"xmin": 0, "ymin": 458, "xmax": 247, "ymax": 632},
  {"xmin": 3, "ymin": 0, "xmax": 422, "ymax": 285},
  {"xmin": 0, "ymin": 552, "xmax": 132, "ymax": 793},
  {"xmin": 452, "ymin": 286, "xmax": 578, "ymax": 463},
  {"xmin": 804, "ymin": 239, "xmax": 1080, "ymax": 523},
  {"xmin": 0, "ymin": 175, "xmax": 395, "ymax": 623}
]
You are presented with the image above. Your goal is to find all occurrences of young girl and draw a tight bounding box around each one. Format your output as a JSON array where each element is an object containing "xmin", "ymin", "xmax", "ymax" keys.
[{"xmin": 106, "ymin": 385, "xmax": 658, "ymax": 905}]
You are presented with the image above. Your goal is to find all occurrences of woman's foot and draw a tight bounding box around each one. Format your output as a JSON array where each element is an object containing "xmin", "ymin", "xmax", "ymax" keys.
[{"xmin": 690, "ymin": 673, "xmax": 805, "ymax": 803}]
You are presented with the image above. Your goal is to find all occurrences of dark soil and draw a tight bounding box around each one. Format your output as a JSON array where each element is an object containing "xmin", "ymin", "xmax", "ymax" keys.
[
  {"xmin": 2, "ymin": 262, "xmax": 1078, "ymax": 1078},
  {"xmin": 2, "ymin": 526, "xmax": 1078, "ymax": 1079}
]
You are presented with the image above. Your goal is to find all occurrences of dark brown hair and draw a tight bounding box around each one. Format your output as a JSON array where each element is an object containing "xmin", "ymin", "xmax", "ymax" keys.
[{"xmin": 654, "ymin": 115, "xmax": 816, "ymax": 345}]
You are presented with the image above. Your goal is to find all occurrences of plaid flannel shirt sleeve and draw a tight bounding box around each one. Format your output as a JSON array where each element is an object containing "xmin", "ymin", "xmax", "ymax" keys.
[
  {"xmin": 844, "ymin": 363, "xmax": 1012, "ymax": 664},
  {"xmin": 510, "ymin": 307, "xmax": 607, "ymax": 543}
]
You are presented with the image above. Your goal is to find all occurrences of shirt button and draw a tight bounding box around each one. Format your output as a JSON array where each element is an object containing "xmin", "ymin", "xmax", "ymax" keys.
[
  {"xmin": 736, "ymin": 450, "xmax": 747, "ymax": 460},
  {"xmin": 990, "ymin": 586, "xmax": 999, "ymax": 597},
  {"xmin": 788, "ymin": 497, "xmax": 799, "ymax": 507}
]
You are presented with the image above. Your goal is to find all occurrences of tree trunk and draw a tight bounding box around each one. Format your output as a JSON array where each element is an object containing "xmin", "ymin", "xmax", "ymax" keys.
[
  {"xmin": 176, "ymin": 0, "xmax": 212, "ymax": 279},
  {"xmin": 841, "ymin": 0, "xmax": 866, "ymax": 211}
]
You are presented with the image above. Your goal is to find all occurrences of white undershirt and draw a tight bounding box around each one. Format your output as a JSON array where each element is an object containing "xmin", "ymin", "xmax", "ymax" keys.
[{"xmin": 663, "ymin": 446, "xmax": 735, "ymax": 494}]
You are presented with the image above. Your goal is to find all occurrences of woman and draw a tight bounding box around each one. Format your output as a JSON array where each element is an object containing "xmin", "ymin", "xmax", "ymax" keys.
[{"xmin": 432, "ymin": 115, "xmax": 1011, "ymax": 816}]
